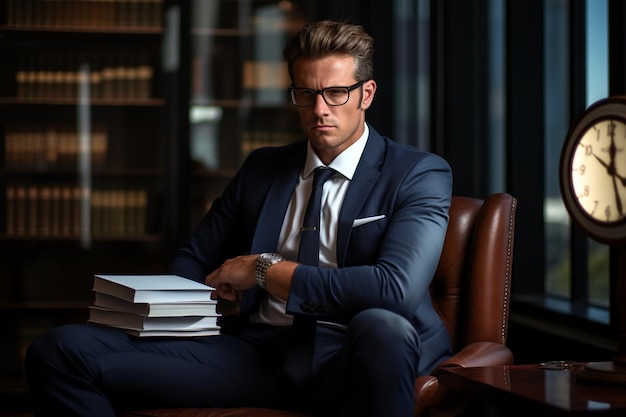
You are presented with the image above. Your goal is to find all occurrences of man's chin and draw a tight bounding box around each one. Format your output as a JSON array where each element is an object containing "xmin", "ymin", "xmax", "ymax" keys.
[{"xmin": 309, "ymin": 136, "xmax": 338, "ymax": 150}]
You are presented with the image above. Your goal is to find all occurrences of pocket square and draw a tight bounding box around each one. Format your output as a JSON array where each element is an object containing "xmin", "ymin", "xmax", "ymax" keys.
[{"xmin": 352, "ymin": 215, "xmax": 386, "ymax": 227}]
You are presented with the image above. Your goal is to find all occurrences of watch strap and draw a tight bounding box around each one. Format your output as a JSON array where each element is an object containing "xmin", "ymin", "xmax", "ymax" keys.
[{"xmin": 256, "ymin": 253, "xmax": 284, "ymax": 289}]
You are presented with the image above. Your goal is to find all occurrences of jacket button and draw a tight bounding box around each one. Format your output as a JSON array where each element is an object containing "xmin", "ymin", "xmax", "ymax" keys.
[{"xmin": 301, "ymin": 301, "xmax": 320, "ymax": 312}]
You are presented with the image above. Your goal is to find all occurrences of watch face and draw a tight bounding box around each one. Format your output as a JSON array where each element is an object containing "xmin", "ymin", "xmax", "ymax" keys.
[{"xmin": 570, "ymin": 118, "xmax": 626, "ymax": 224}]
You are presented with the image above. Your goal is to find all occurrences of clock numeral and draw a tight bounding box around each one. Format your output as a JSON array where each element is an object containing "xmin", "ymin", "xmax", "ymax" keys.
[
  {"xmin": 605, "ymin": 205, "xmax": 612, "ymax": 220},
  {"xmin": 608, "ymin": 121, "xmax": 616, "ymax": 138},
  {"xmin": 593, "ymin": 125, "xmax": 600, "ymax": 141},
  {"xmin": 585, "ymin": 144, "xmax": 593, "ymax": 156}
]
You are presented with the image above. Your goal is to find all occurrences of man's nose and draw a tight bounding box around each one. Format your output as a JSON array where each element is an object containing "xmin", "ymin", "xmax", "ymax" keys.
[{"xmin": 313, "ymin": 93, "xmax": 330, "ymax": 115}]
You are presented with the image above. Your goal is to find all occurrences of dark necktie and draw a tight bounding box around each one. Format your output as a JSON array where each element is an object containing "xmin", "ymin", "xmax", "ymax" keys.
[
  {"xmin": 285, "ymin": 166, "xmax": 335, "ymax": 387},
  {"xmin": 297, "ymin": 167, "xmax": 336, "ymax": 266}
]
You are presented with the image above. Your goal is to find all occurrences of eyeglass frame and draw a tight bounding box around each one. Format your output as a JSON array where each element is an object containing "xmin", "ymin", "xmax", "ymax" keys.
[{"xmin": 288, "ymin": 80, "xmax": 367, "ymax": 107}]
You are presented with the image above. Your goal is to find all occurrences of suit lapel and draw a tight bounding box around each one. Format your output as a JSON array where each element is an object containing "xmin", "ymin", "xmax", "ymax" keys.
[
  {"xmin": 250, "ymin": 151, "xmax": 304, "ymax": 254},
  {"xmin": 241, "ymin": 148, "xmax": 304, "ymax": 317},
  {"xmin": 336, "ymin": 129, "xmax": 385, "ymax": 267}
]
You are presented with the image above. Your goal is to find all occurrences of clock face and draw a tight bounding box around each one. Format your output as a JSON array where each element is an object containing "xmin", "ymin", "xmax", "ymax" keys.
[
  {"xmin": 570, "ymin": 118, "xmax": 626, "ymax": 223},
  {"xmin": 560, "ymin": 96, "xmax": 626, "ymax": 244}
]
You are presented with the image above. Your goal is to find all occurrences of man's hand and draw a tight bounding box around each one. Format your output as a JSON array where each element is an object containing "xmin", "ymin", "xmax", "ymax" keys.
[
  {"xmin": 205, "ymin": 254, "xmax": 257, "ymax": 302},
  {"xmin": 206, "ymin": 254, "xmax": 298, "ymax": 305},
  {"xmin": 215, "ymin": 296, "xmax": 241, "ymax": 316}
]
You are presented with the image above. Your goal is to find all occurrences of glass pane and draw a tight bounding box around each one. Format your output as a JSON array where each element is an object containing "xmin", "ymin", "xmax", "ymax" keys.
[
  {"xmin": 586, "ymin": 0, "xmax": 608, "ymax": 105},
  {"xmin": 585, "ymin": 0, "xmax": 609, "ymax": 307},
  {"xmin": 488, "ymin": 0, "xmax": 505, "ymax": 193},
  {"xmin": 188, "ymin": 0, "xmax": 307, "ymax": 228},
  {"xmin": 544, "ymin": 0, "xmax": 570, "ymax": 298}
]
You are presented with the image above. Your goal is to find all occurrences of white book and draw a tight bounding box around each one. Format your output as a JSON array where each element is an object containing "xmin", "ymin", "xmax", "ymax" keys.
[
  {"xmin": 88, "ymin": 306, "xmax": 220, "ymax": 331},
  {"xmin": 93, "ymin": 274, "xmax": 215, "ymax": 303},
  {"xmin": 121, "ymin": 328, "xmax": 221, "ymax": 337},
  {"xmin": 93, "ymin": 292, "xmax": 219, "ymax": 317}
]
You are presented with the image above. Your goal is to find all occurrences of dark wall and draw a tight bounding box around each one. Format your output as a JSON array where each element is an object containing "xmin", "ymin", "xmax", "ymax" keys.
[{"xmin": 508, "ymin": 321, "xmax": 616, "ymax": 365}]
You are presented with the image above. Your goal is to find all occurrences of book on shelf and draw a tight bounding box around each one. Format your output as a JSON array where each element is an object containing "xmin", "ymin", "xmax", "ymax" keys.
[
  {"xmin": 93, "ymin": 291, "xmax": 218, "ymax": 317},
  {"xmin": 4, "ymin": 184, "xmax": 148, "ymax": 238},
  {"xmin": 7, "ymin": 0, "xmax": 163, "ymax": 29},
  {"xmin": 88, "ymin": 306, "xmax": 219, "ymax": 331},
  {"xmin": 4, "ymin": 123, "xmax": 108, "ymax": 171},
  {"xmin": 14, "ymin": 51, "xmax": 154, "ymax": 100},
  {"xmin": 242, "ymin": 61, "xmax": 290, "ymax": 89},
  {"xmin": 93, "ymin": 274, "xmax": 215, "ymax": 303}
]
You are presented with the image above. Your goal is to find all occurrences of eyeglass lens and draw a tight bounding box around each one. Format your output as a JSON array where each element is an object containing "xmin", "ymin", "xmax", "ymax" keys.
[{"xmin": 291, "ymin": 87, "xmax": 351, "ymax": 106}]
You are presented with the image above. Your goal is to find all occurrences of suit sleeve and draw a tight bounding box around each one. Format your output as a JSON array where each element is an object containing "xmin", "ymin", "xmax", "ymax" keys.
[
  {"xmin": 168, "ymin": 142, "xmax": 303, "ymax": 284},
  {"xmin": 286, "ymin": 151, "xmax": 452, "ymax": 325},
  {"xmin": 168, "ymin": 155, "xmax": 262, "ymax": 283}
]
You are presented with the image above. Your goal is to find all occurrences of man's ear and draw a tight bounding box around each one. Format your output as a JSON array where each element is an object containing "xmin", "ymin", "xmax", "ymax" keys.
[{"xmin": 361, "ymin": 79, "xmax": 377, "ymax": 110}]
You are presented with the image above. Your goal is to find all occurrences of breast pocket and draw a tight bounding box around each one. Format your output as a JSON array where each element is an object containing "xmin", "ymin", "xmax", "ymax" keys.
[{"xmin": 346, "ymin": 217, "xmax": 388, "ymax": 265}]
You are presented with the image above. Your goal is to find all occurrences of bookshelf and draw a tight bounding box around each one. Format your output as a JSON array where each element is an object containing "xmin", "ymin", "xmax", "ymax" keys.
[
  {"xmin": 186, "ymin": 0, "xmax": 306, "ymax": 228},
  {"xmin": 0, "ymin": 0, "xmax": 170, "ymax": 404},
  {"xmin": 0, "ymin": 0, "xmax": 315, "ymax": 410}
]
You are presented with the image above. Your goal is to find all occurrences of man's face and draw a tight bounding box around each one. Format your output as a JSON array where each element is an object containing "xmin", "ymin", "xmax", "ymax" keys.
[{"xmin": 291, "ymin": 55, "xmax": 377, "ymax": 164}]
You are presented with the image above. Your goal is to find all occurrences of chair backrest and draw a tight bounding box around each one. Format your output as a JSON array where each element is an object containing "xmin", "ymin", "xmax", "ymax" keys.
[{"xmin": 431, "ymin": 193, "xmax": 517, "ymax": 352}]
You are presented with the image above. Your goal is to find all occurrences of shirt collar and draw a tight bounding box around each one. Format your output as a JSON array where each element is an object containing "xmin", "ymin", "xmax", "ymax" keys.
[{"xmin": 302, "ymin": 123, "xmax": 369, "ymax": 181}]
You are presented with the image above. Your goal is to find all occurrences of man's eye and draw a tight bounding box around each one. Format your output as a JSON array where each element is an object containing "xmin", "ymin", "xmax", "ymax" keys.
[
  {"xmin": 325, "ymin": 88, "xmax": 345, "ymax": 97},
  {"xmin": 297, "ymin": 90, "xmax": 315, "ymax": 99}
]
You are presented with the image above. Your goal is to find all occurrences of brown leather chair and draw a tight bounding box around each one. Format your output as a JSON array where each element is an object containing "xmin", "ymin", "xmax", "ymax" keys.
[{"xmin": 121, "ymin": 193, "xmax": 517, "ymax": 417}]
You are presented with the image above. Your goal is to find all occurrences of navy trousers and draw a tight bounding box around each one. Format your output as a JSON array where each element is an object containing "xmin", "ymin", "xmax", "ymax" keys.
[{"xmin": 25, "ymin": 308, "xmax": 426, "ymax": 417}]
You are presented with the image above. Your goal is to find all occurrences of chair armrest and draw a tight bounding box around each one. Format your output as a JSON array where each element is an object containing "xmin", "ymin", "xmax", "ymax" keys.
[
  {"xmin": 413, "ymin": 342, "xmax": 513, "ymax": 417},
  {"xmin": 435, "ymin": 341, "xmax": 514, "ymax": 370},
  {"xmin": 414, "ymin": 375, "xmax": 444, "ymax": 416}
]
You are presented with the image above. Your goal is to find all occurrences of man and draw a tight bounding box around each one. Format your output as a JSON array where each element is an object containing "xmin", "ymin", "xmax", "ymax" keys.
[{"xmin": 25, "ymin": 20, "xmax": 453, "ymax": 417}]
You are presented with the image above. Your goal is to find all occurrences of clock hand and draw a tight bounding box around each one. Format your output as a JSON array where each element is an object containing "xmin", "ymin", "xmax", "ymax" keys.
[
  {"xmin": 609, "ymin": 126, "xmax": 624, "ymax": 217},
  {"xmin": 592, "ymin": 153, "xmax": 626, "ymax": 184},
  {"xmin": 593, "ymin": 152, "xmax": 611, "ymax": 171},
  {"xmin": 614, "ymin": 174, "xmax": 624, "ymax": 218},
  {"xmin": 609, "ymin": 121, "xmax": 626, "ymax": 185},
  {"xmin": 609, "ymin": 125, "xmax": 618, "ymax": 166}
]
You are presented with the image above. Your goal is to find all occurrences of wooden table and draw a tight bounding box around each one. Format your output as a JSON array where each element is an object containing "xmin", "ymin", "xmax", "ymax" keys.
[{"xmin": 437, "ymin": 364, "xmax": 626, "ymax": 416}]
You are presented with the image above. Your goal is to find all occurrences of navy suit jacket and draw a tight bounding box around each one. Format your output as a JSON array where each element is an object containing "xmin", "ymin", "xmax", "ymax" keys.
[{"xmin": 170, "ymin": 125, "xmax": 453, "ymax": 373}]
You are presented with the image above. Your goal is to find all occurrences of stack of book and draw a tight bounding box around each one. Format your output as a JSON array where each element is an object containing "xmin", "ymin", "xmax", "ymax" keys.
[{"xmin": 89, "ymin": 274, "xmax": 220, "ymax": 337}]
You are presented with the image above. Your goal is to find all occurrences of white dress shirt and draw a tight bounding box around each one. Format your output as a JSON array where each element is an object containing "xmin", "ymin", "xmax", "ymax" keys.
[{"xmin": 250, "ymin": 124, "xmax": 369, "ymax": 326}]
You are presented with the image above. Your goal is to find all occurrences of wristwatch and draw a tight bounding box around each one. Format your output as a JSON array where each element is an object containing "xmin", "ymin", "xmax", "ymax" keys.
[{"xmin": 256, "ymin": 253, "xmax": 284, "ymax": 289}]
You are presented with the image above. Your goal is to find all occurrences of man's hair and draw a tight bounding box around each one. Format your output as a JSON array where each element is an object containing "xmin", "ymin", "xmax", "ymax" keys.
[{"xmin": 283, "ymin": 20, "xmax": 374, "ymax": 83}]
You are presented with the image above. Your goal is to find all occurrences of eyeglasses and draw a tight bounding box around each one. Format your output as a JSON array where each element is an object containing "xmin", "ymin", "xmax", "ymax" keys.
[{"xmin": 288, "ymin": 80, "xmax": 366, "ymax": 107}]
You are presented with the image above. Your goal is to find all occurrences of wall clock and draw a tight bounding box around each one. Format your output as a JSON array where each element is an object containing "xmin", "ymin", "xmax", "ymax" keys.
[
  {"xmin": 559, "ymin": 96, "xmax": 626, "ymax": 384},
  {"xmin": 560, "ymin": 96, "xmax": 626, "ymax": 244}
]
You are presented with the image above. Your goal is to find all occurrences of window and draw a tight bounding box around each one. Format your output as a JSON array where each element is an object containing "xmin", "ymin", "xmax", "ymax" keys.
[
  {"xmin": 583, "ymin": 0, "xmax": 609, "ymax": 308},
  {"xmin": 544, "ymin": 0, "xmax": 610, "ymax": 314},
  {"xmin": 389, "ymin": 0, "xmax": 618, "ymax": 335}
]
